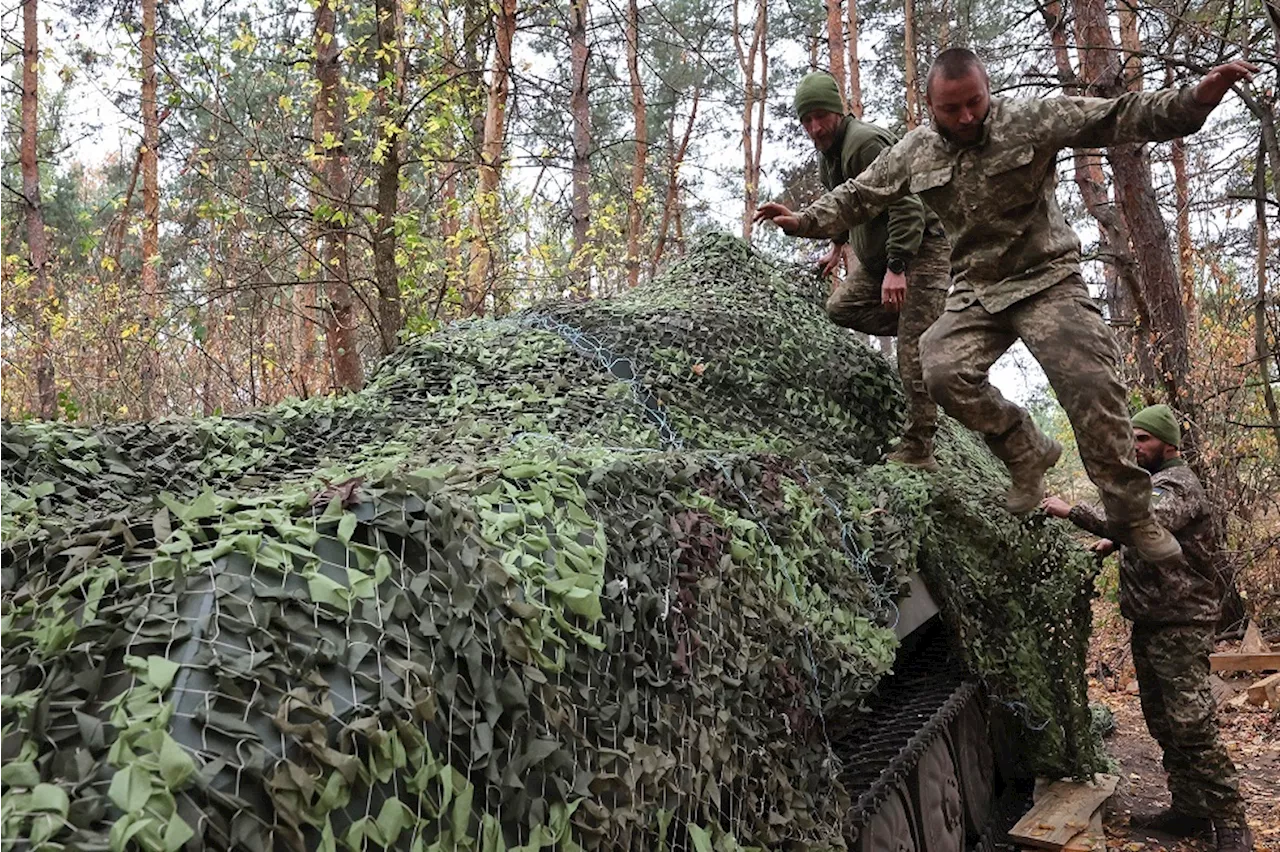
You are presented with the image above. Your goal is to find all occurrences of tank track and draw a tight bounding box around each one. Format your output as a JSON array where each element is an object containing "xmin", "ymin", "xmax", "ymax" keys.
[{"xmin": 833, "ymin": 638, "xmax": 977, "ymax": 834}]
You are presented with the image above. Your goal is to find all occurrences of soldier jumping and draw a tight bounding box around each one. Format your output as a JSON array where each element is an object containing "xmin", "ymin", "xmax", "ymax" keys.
[{"xmin": 754, "ymin": 49, "xmax": 1257, "ymax": 567}]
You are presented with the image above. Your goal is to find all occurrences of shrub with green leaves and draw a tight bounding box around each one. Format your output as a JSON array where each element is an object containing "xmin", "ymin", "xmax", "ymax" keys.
[{"xmin": 1, "ymin": 234, "xmax": 1103, "ymax": 851}]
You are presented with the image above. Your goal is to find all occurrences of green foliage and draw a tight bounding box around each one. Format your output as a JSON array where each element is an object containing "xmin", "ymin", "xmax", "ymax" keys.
[{"xmin": 1, "ymin": 235, "xmax": 1102, "ymax": 850}]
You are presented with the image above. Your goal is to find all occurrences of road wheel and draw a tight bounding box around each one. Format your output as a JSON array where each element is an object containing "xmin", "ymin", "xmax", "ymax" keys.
[
  {"xmin": 951, "ymin": 698, "xmax": 995, "ymax": 838},
  {"xmin": 857, "ymin": 786, "xmax": 918, "ymax": 852},
  {"xmin": 910, "ymin": 734, "xmax": 964, "ymax": 852}
]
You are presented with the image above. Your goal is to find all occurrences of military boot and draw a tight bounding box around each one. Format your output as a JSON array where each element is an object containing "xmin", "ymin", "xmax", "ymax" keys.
[
  {"xmin": 1120, "ymin": 517, "xmax": 1184, "ymax": 563},
  {"xmin": 1129, "ymin": 808, "xmax": 1212, "ymax": 837},
  {"xmin": 988, "ymin": 423, "xmax": 1062, "ymax": 514},
  {"xmin": 1214, "ymin": 822, "xmax": 1255, "ymax": 852},
  {"xmin": 886, "ymin": 437, "xmax": 940, "ymax": 473}
]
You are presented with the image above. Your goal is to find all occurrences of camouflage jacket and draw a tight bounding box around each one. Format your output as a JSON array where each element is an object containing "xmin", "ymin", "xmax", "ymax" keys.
[
  {"xmin": 1069, "ymin": 459, "xmax": 1222, "ymax": 625},
  {"xmin": 818, "ymin": 117, "xmax": 937, "ymax": 279},
  {"xmin": 793, "ymin": 88, "xmax": 1214, "ymax": 313}
]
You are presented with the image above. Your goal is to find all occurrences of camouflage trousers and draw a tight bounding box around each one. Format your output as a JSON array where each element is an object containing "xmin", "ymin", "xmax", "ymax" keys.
[
  {"xmin": 1131, "ymin": 622, "xmax": 1246, "ymax": 824},
  {"xmin": 826, "ymin": 231, "xmax": 950, "ymax": 454},
  {"xmin": 919, "ymin": 275, "xmax": 1153, "ymax": 528}
]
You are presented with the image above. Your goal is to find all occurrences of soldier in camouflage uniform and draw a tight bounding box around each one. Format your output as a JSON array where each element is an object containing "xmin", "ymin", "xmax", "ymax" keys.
[
  {"xmin": 754, "ymin": 49, "xmax": 1257, "ymax": 568},
  {"xmin": 1042, "ymin": 406, "xmax": 1251, "ymax": 852},
  {"xmin": 792, "ymin": 72, "xmax": 951, "ymax": 470}
]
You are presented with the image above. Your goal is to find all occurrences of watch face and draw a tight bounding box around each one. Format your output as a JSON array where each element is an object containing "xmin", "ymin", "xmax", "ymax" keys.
[{"xmin": 888, "ymin": 259, "xmax": 906, "ymax": 274}]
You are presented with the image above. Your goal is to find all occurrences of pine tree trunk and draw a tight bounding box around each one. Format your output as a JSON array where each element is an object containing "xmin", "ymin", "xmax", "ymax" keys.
[
  {"xmin": 625, "ymin": 0, "xmax": 647, "ymax": 289},
  {"xmin": 140, "ymin": 0, "xmax": 161, "ymax": 416},
  {"xmin": 1073, "ymin": 0, "xmax": 1186, "ymax": 405},
  {"xmin": 466, "ymin": 0, "xmax": 517, "ymax": 315},
  {"xmin": 1255, "ymin": 138, "xmax": 1280, "ymax": 454},
  {"xmin": 652, "ymin": 86, "xmax": 700, "ymax": 272},
  {"xmin": 903, "ymin": 0, "xmax": 921, "ymax": 129},
  {"xmin": 825, "ymin": 0, "xmax": 847, "ymax": 109},
  {"xmin": 373, "ymin": 0, "xmax": 405, "ymax": 355},
  {"xmin": 735, "ymin": 0, "xmax": 768, "ymax": 240},
  {"xmin": 569, "ymin": 0, "xmax": 592, "ymax": 295},
  {"xmin": 1117, "ymin": 0, "xmax": 1140, "ymax": 91},
  {"xmin": 1040, "ymin": 0, "xmax": 1153, "ymax": 386},
  {"xmin": 313, "ymin": 0, "xmax": 363, "ymax": 391},
  {"xmin": 22, "ymin": 0, "xmax": 55, "ymax": 419},
  {"xmin": 846, "ymin": 0, "xmax": 862, "ymax": 117},
  {"xmin": 1172, "ymin": 139, "xmax": 1195, "ymax": 317},
  {"xmin": 462, "ymin": 0, "xmax": 488, "ymax": 155}
]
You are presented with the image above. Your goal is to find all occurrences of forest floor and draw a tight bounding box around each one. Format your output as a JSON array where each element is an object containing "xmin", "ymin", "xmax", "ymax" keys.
[{"xmin": 1084, "ymin": 601, "xmax": 1280, "ymax": 851}]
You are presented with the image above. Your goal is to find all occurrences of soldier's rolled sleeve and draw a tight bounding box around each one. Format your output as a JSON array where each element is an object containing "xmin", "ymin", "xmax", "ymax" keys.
[
  {"xmin": 1067, "ymin": 503, "xmax": 1110, "ymax": 538},
  {"xmin": 795, "ymin": 141, "xmax": 914, "ymax": 240},
  {"xmin": 1050, "ymin": 87, "xmax": 1215, "ymax": 150}
]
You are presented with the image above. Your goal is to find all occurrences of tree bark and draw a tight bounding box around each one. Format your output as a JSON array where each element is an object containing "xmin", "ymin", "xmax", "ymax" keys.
[
  {"xmin": 1255, "ymin": 138, "xmax": 1280, "ymax": 454},
  {"xmin": 1117, "ymin": 0, "xmax": 1141, "ymax": 91},
  {"xmin": 1040, "ymin": 0, "xmax": 1153, "ymax": 385},
  {"xmin": 734, "ymin": 0, "xmax": 768, "ymax": 239},
  {"xmin": 825, "ymin": 0, "xmax": 847, "ymax": 110},
  {"xmin": 625, "ymin": 0, "xmax": 647, "ymax": 288},
  {"xmin": 569, "ymin": 0, "xmax": 592, "ymax": 294},
  {"xmin": 1172, "ymin": 138, "xmax": 1195, "ymax": 317},
  {"xmin": 652, "ymin": 85, "xmax": 700, "ymax": 272},
  {"xmin": 466, "ymin": 0, "xmax": 517, "ymax": 315},
  {"xmin": 140, "ymin": 0, "xmax": 161, "ymax": 416},
  {"xmin": 373, "ymin": 0, "xmax": 405, "ymax": 355},
  {"xmin": 22, "ymin": 0, "xmax": 55, "ymax": 419},
  {"xmin": 313, "ymin": 0, "xmax": 363, "ymax": 391},
  {"xmin": 462, "ymin": 0, "xmax": 489, "ymax": 156},
  {"xmin": 846, "ymin": 0, "xmax": 863, "ymax": 117},
  {"xmin": 1073, "ymin": 0, "xmax": 1187, "ymax": 407},
  {"xmin": 903, "ymin": 0, "xmax": 921, "ymax": 129}
]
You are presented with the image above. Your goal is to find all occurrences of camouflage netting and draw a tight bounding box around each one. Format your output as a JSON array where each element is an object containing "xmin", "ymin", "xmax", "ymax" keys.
[{"xmin": 1, "ymin": 234, "xmax": 1104, "ymax": 851}]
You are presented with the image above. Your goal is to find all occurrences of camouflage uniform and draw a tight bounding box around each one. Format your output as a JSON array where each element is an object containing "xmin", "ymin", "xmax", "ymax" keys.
[
  {"xmin": 792, "ymin": 87, "xmax": 1215, "ymax": 530},
  {"xmin": 813, "ymin": 115, "xmax": 950, "ymax": 457},
  {"xmin": 1069, "ymin": 460, "xmax": 1245, "ymax": 827}
]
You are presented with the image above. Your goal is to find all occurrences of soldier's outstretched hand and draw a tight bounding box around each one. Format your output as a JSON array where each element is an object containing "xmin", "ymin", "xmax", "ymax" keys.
[
  {"xmin": 1040, "ymin": 495, "xmax": 1071, "ymax": 518},
  {"xmin": 753, "ymin": 202, "xmax": 801, "ymax": 235},
  {"xmin": 1193, "ymin": 60, "xmax": 1259, "ymax": 108}
]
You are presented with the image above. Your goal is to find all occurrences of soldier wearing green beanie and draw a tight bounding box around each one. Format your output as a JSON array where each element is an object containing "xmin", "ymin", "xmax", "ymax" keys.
[
  {"xmin": 1131, "ymin": 403, "xmax": 1181, "ymax": 448},
  {"xmin": 789, "ymin": 72, "xmax": 952, "ymax": 471},
  {"xmin": 1042, "ymin": 408, "xmax": 1250, "ymax": 851}
]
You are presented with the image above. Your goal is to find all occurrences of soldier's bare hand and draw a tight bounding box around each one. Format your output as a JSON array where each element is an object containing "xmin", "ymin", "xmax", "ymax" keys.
[
  {"xmin": 753, "ymin": 202, "xmax": 801, "ymax": 234},
  {"xmin": 1040, "ymin": 495, "xmax": 1071, "ymax": 518},
  {"xmin": 881, "ymin": 271, "xmax": 907, "ymax": 311},
  {"xmin": 817, "ymin": 244, "xmax": 843, "ymax": 278},
  {"xmin": 1091, "ymin": 538, "xmax": 1116, "ymax": 557},
  {"xmin": 1193, "ymin": 61, "xmax": 1259, "ymax": 108}
]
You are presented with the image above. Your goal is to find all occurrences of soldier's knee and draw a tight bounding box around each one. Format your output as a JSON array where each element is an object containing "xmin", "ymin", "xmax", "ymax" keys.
[
  {"xmin": 921, "ymin": 347, "xmax": 959, "ymax": 400},
  {"xmin": 826, "ymin": 304, "xmax": 856, "ymax": 329}
]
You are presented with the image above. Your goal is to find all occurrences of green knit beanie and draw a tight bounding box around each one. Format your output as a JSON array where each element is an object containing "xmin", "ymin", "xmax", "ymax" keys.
[
  {"xmin": 1131, "ymin": 404, "xmax": 1181, "ymax": 448},
  {"xmin": 794, "ymin": 73, "xmax": 846, "ymax": 120}
]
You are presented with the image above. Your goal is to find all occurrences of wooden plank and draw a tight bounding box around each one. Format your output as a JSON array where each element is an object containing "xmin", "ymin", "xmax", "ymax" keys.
[
  {"xmin": 1240, "ymin": 621, "xmax": 1271, "ymax": 654},
  {"xmin": 1246, "ymin": 672, "xmax": 1280, "ymax": 708},
  {"xmin": 1009, "ymin": 774, "xmax": 1118, "ymax": 850},
  {"xmin": 1209, "ymin": 674, "xmax": 1235, "ymax": 707},
  {"xmin": 1062, "ymin": 809, "xmax": 1105, "ymax": 852},
  {"xmin": 1209, "ymin": 652, "xmax": 1280, "ymax": 673}
]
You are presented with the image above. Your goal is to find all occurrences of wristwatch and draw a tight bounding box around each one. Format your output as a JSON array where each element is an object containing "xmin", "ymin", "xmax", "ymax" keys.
[{"xmin": 886, "ymin": 256, "xmax": 908, "ymax": 275}]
